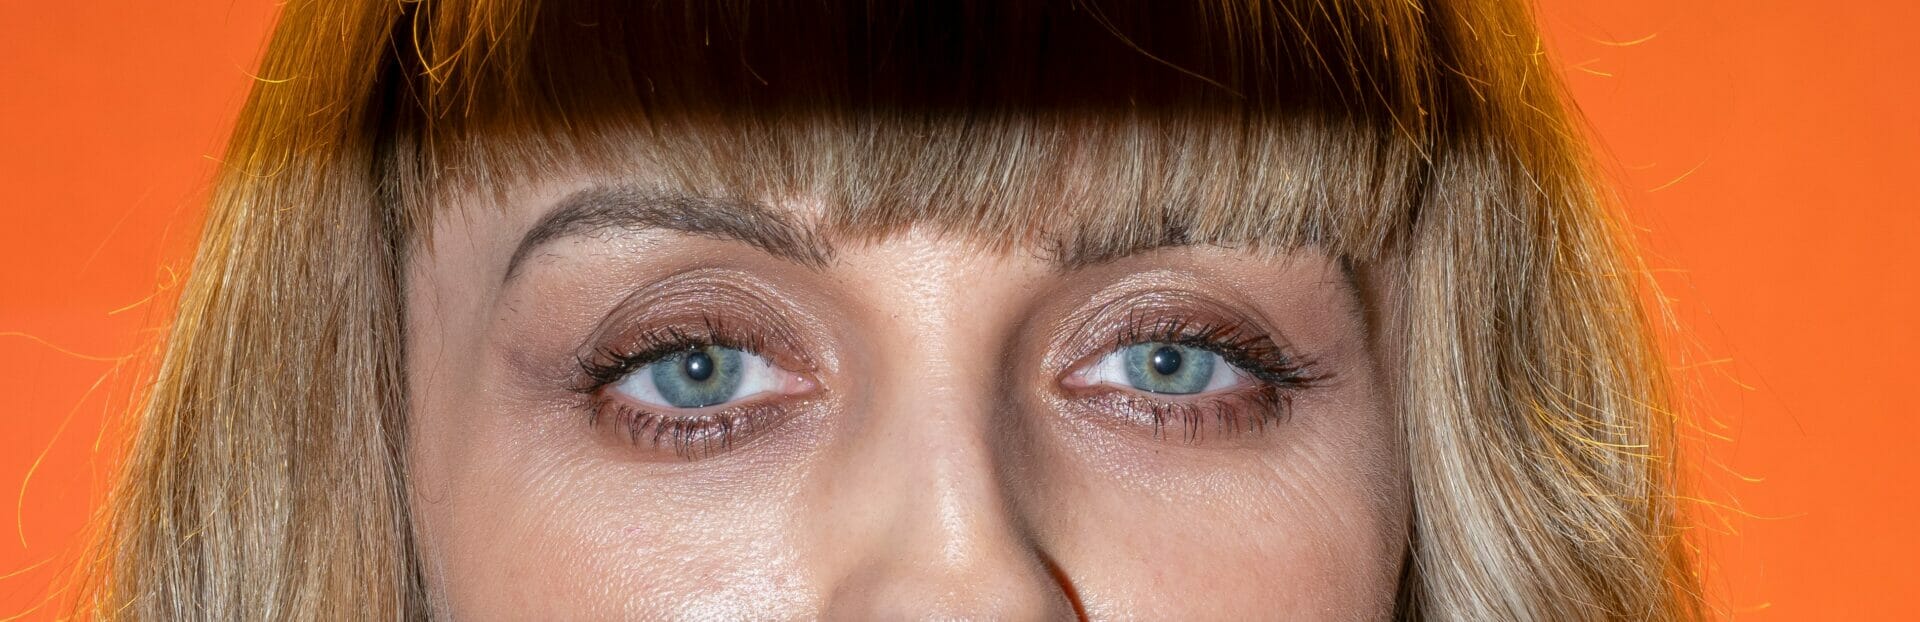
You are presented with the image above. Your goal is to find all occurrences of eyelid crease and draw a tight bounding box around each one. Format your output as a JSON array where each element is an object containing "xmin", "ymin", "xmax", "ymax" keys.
[
  {"xmin": 570, "ymin": 270, "xmax": 824, "ymax": 393},
  {"xmin": 1052, "ymin": 287, "xmax": 1329, "ymax": 392}
]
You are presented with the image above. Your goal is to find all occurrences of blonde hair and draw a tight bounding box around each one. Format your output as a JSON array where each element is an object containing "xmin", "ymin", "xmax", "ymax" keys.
[{"xmin": 81, "ymin": 0, "xmax": 1701, "ymax": 618}]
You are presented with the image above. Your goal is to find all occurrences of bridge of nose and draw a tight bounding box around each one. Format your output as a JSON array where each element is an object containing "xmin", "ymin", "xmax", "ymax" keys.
[{"xmin": 804, "ymin": 232, "xmax": 1076, "ymax": 619}]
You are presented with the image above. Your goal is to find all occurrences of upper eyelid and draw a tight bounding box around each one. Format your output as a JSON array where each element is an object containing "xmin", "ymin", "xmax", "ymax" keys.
[
  {"xmin": 578, "ymin": 327, "xmax": 778, "ymax": 393},
  {"xmin": 571, "ymin": 271, "xmax": 825, "ymax": 378},
  {"xmin": 1061, "ymin": 301, "xmax": 1282, "ymax": 359},
  {"xmin": 1058, "ymin": 286, "xmax": 1277, "ymax": 341},
  {"xmin": 579, "ymin": 277, "xmax": 1308, "ymax": 394},
  {"xmin": 1125, "ymin": 323, "xmax": 1286, "ymax": 366}
]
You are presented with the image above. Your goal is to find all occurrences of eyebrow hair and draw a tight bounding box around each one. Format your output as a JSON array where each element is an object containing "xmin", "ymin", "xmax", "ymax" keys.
[
  {"xmin": 1046, "ymin": 220, "xmax": 1196, "ymax": 271},
  {"xmin": 503, "ymin": 186, "xmax": 835, "ymax": 280},
  {"xmin": 502, "ymin": 185, "xmax": 1317, "ymax": 279}
]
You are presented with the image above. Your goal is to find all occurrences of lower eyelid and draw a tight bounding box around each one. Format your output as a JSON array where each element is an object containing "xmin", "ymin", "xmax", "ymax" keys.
[
  {"xmin": 585, "ymin": 359, "xmax": 823, "ymax": 460},
  {"xmin": 587, "ymin": 394, "xmax": 800, "ymax": 460},
  {"xmin": 1063, "ymin": 383, "xmax": 1293, "ymax": 444}
]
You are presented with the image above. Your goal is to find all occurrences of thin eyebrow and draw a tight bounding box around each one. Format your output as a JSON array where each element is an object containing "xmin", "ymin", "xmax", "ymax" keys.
[
  {"xmin": 503, "ymin": 186, "xmax": 834, "ymax": 281},
  {"xmin": 1046, "ymin": 221, "xmax": 1196, "ymax": 272}
]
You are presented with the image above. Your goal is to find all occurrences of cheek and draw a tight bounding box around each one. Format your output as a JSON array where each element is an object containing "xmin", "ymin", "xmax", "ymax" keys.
[
  {"xmin": 411, "ymin": 376, "xmax": 824, "ymax": 617},
  {"xmin": 1031, "ymin": 365, "xmax": 1407, "ymax": 619},
  {"xmin": 407, "ymin": 306, "xmax": 823, "ymax": 618}
]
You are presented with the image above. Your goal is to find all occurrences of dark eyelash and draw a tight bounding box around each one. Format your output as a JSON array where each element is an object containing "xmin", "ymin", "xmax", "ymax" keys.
[
  {"xmin": 586, "ymin": 397, "xmax": 785, "ymax": 460},
  {"xmin": 574, "ymin": 315, "xmax": 783, "ymax": 459},
  {"xmin": 1136, "ymin": 386, "xmax": 1289, "ymax": 441},
  {"xmin": 1100, "ymin": 313, "xmax": 1327, "ymax": 442},
  {"xmin": 1112, "ymin": 313, "xmax": 1329, "ymax": 390},
  {"xmin": 574, "ymin": 315, "xmax": 766, "ymax": 392},
  {"xmin": 1078, "ymin": 383, "xmax": 1295, "ymax": 444}
]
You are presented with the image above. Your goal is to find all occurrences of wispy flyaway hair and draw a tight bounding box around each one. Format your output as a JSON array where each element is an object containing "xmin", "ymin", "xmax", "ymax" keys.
[{"xmin": 81, "ymin": 1, "xmax": 1701, "ymax": 619}]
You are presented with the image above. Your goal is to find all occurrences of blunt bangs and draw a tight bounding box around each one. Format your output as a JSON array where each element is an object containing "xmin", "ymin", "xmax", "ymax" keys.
[{"xmin": 324, "ymin": 0, "xmax": 1452, "ymax": 262}]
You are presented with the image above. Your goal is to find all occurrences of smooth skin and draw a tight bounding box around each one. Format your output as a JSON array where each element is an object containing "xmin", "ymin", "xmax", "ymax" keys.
[{"xmin": 406, "ymin": 178, "xmax": 1409, "ymax": 619}]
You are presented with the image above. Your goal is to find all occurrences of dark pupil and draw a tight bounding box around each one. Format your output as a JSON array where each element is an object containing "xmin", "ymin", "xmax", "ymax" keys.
[
  {"xmin": 1150, "ymin": 346, "xmax": 1183, "ymax": 376},
  {"xmin": 683, "ymin": 350, "xmax": 715, "ymax": 382}
]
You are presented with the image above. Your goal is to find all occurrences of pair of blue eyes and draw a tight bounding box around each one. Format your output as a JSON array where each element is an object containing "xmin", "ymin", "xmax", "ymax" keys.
[{"xmin": 611, "ymin": 342, "xmax": 1240, "ymax": 410}]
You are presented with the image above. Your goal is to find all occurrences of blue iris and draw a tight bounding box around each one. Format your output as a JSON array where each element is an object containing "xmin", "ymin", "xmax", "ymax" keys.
[
  {"xmin": 1121, "ymin": 343, "xmax": 1216, "ymax": 395},
  {"xmin": 649, "ymin": 346, "xmax": 745, "ymax": 408}
]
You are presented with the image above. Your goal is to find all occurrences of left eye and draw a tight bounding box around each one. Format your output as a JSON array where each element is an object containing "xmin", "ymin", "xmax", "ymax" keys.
[
  {"xmin": 1074, "ymin": 342, "xmax": 1246, "ymax": 395},
  {"xmin": 611, "ymin": 346, "xmax": 786, "ymax": 409}
]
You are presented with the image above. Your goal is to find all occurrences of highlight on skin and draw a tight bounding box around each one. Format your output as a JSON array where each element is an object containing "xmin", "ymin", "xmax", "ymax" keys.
[
  {"xmin": 75, "ymin": 0, "xmax": 1702, "ymax": 619},
  {"xmin": 405, "ymin": 180, "xmax": 1403, "ymax": 617}
]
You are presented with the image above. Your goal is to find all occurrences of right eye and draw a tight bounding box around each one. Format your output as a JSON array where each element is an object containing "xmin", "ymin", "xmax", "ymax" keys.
[
  {"xmin": 1071, "ymin": 342, "xmax": 1250, "ymax": 396},
  {"xmin": 610, "ymin": 345, "xmax": 791, "ymax": 409}
]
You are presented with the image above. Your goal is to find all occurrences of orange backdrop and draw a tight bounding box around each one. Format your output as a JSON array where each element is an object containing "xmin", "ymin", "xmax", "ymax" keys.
[{"xmin": 2, "ymin": 1, "xmax": 1914, "ymax": 618}]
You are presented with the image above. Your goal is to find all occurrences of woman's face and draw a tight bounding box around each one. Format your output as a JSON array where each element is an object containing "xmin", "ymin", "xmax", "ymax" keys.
[{"xmin": 406, "ymin": 178, "xmax": 1408, "ymax": 619}]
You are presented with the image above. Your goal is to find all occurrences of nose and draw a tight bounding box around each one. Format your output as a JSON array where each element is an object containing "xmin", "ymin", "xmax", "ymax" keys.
[
  {"xmin": 816, "ymin": 381, "xmax": 1079, "ymax": 620},
  {"xmin": 812, "ymin": 237, "xmax": 1080, "ymax": 619}
]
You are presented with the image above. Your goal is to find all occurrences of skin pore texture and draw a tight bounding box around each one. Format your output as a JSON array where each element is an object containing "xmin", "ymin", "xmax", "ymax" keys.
[{"xmin": 406, "ymin": 178, "xmax": 1410, "ymax": 619}]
